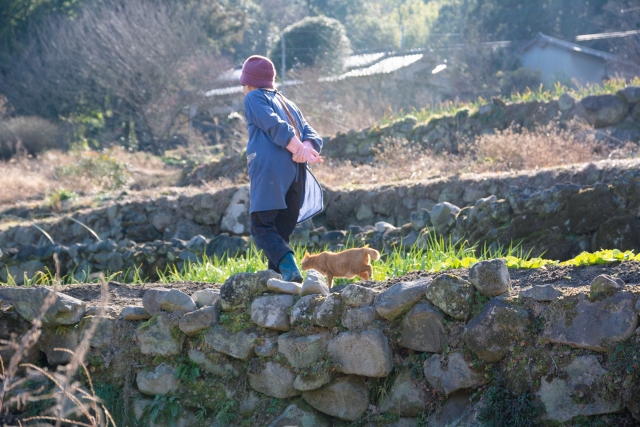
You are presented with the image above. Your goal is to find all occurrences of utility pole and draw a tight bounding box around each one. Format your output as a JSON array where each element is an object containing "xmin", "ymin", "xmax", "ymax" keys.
[
  {"xmin": 281, "ymin": 32, "xmax": 286, "ymax": 95},
  {"xmin": 400, "ymin": 24, "xmax": 405, "ymax": 51}
]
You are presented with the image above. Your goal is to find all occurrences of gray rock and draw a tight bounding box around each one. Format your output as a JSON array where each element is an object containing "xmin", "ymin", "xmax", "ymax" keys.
[
  {"xmin": 427, "ymin": 391, "xmax": 476, "ymax": 427},
  {"xmin": 341, "ymin": 284, "xmax": 376, "ymax": 307},
  {"xmin": 379, "ymin": 370, "xmax": 428, "ymax": 416},
  {"xmin": 300, "ymin": 270, "xmax": 330, "ymax": 296},
  {"xmin": 185, "ymin": 235, "xmax": 207, "ymax": 253},
  {"xmin": 133, "ymin": 397, "xmax": 153, "ymax": 421},
  {"xmin": 160, "ymin": 289, "xmax": 197, "ymax": 313},
  {"xmin": 537, "ymin": 355, "xmax": 622, "ymax": 422},
  {"xmin": 178, "ymin": 305, "xmax": 218, "ymax": 336},
  {"xmin": 293, "ymin": 371, "xmax": 332, "ymax": 391},
  {"xmin": 278, "ymin": 332, "xmax": 330, "ymax": 368},
  {"xmin": 543, "ymin": 292, "xmax": 637, "ymax": 351},
  {"xmin": 250, "ymin": 295, "xmax": 295, "ymax": 331},
  {"xmin": 0, "ymin": 287, "xmax": 86, "ymax": 327},
  {"xmin": 302, "ymin": 376, "xmax": 369, "ymax": 421},
  {"xmin": 219, "ymin": 270, "xmax": 280, "ymax": 311},
  {"xmin": 203, "ymin": 325, "xmax": 257, "ymax": 361},
  {"xmin": 136, "ymin": 363, "xmax": 178, "ymax": 396},
  {"xmin": 142, "ymin": 288, "xmax": 170, "ymax": 316},
  {"xmin": 122, "ymin": 306, "xmax": 151, "ymax": 320},
  {"xmin": 618, "ymin": 86, "xmax": 640, "ymax": 104},
  {"xmin": 39, "ymin": 326, "xmax": 79, "ymax": 365},
  {"xmin": 255, "ymin": 334, "xmax": 278, "ymax": 357},
  {"xmin": 424, "ymin": 352, "xmax": 488, "ymax": 395},
  {"xmin": 85, "ymin": 306, "xmax": 110, "ymax": 316},
  {"xmin": 136, "ymin": 313, "xmax": 183, "ymax": 356},
  {"xmin": 220, "ymin": 186, "xmax": 250, "ymax": 234},
  {"xmin": 581, "ymin": 94, "xmax": 628, "ymax": 128},
  {"xmin": 248, "ymin": 360, "xmax": 300, "ymax": 399},
  {"xmin": 268, "ymin": 403, "xmax": 330, "ymax": 427},
  {"xmin": 590, "ymin": 274, "xmax": 625, "ymax": 296},
  {"xmin": 425, "ymin": 273, "xmax": 474, "ymax": 320},
  {"xmin": 430, "ymin": 202, "xmax": 461, "ymax": 230},
  {"xmin": 190, "ymin": 289, "xmax": 220, "ymax": 308},
  {"xmin": 558, "ymin": 93, "xmax": 576, "ymax": 112},
  {"xmin": 177, "ymin": 250, "xmax": 197, "ymax": 262},
  {"xmin": 187, "ymin": 348, "xmax": 239, "ymax": 378},
  {"xmin": 315, "ymin": 294, "xmax": 345, "ymax": 328},
  {"xmin": 327, "ymin": 329, "xmax": 393, "ymax": 377},
  {"xmin": 400, "ymin": 302, "xmax": 445, "ymax": 352},
  {"xmin": 465, "ymin": 299, "xmax": 529, "ymax": 362},
  {"xmin": 267, "ymin": 278, "xmax": 302, "ymax": 295},
  {"xmin": 290, "ymin": 294, "xmax": 324, "ymax": 326},
  {"xmin": 375, "ymin": 221, "xmax": 396, "ymax": 233},
  {"xmin": 518, "ymin": 285, "xmax": 562, "ymax": 302},
  {"xmin": 468, "ymin": 259, "xmax": 510, "ymax": 297},
  {"xmin": 410, "ymin": 208, "xmax": 431, "ymax": 231},
  {"xmin": 375, "ymin": 278, "xmax": 431, "ymax": 321},
  {"xmin": 78, "ymin": 316, "xmax": 115, "ymax": 348},
  {"xmin": 342, "ymin": 306, "xmax": 378, "ymax": 330}
]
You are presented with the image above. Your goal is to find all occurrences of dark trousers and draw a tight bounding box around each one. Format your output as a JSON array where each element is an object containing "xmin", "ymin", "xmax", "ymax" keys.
[{"xmin": 250, "ymin": 164, "xmax": 305, "ymax": 272}]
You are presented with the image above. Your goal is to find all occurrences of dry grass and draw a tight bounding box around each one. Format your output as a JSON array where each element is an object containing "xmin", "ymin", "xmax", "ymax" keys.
[
  {"xmin": 0, "ymin": 148, "xmax": 179, "ymax": 207},
  {"xmin": 313, "ymin": 124, "xmax": 634, "ymax": 188}
]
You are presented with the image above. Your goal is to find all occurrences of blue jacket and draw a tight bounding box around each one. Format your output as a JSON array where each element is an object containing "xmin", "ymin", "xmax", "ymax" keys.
[{"xmin": 244, "ymin": 89, "xmax": 323, "ymax": 216}]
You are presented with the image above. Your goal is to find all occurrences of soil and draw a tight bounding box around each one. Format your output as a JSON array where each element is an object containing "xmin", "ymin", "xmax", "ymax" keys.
[{"xmin": 56, "ymin": 261, "xmax": 640, "ymax": 314}]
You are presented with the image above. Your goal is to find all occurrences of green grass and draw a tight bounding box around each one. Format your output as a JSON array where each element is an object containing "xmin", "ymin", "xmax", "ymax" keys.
[
  {"xmin": 380, "ymin": 77, "xmax": 640, "ymax": 126},
  {"xmin": 4, "ymin": 233, "xmax": 640, "ymax": 286}
]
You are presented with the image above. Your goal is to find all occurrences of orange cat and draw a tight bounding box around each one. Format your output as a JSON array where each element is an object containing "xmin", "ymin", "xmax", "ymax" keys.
[{"xmin": 300, "ymin": 247, "xmax": 380, "ymax": 289}]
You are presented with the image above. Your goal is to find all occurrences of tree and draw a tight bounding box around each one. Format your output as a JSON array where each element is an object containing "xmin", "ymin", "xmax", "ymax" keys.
[{"xmin": 269, "ymin": 16, "xmax": 351, "ymax": 75}]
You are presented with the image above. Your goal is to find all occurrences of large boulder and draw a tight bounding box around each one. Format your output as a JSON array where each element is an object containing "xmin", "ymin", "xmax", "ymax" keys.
[
  {"xmin": 268, "ymin": 403, "xmax": 330, "ymax": 427},
  {"xmin": 581, "ymin": 95, "xmax": 628, "ymax": 128},
  {"xmin": 190, "ymin": 289, "xmax": 220, "ymax": 308},
  {"xmin": 136, "ymin": 364, "xmax": 178, "ymax": 396},
  {"xmin": 379, "ymin": 370, "xmax": 428, "ymax": 416},
  {"xmin": 267, "ymin": 278, "xmax": 302, "ymax": 295},
  {"xmin": 542, "ymin": 292, "xmax": 637, "ymax": 352},
  {"xmin": 399, "ymin": 302, "xmax": 445, "ymax": 352},
  {"xmin": 247, "ymin": 360, "xmax": 300, "ymax": 399},
  {"xmin": 518, "ymin": 285, "xmax": 562, "ymax": 302},
  {"xmin": 278, "ymin": 332, "xmax": 330, "ymax": 368},
  {"xmin": 203, "ymin": 325, "xmax": 258, "ymax": 361},
  {"xmin": 0, "ymin": 308, "xmax": 38, "ymax": 364},
  {"xmin": 430, "ymin": 202, "xmax": 461, "ymax": 233},
  {"xmin": 178, "ymin": 305, "xmax": 219, "ymax": 336},
  {"xmin": 302, "ymin": 376, "xmax": 369, "ymax": 421},
  {"xmin": 250, "ymin": 295, "xmax": 295, "ymax": 331},
  {"xmin": 327, "ymin": 330, "xmax": 393, "ymax": 377},
  {"xmin": 121, "ymin": 306, "xmax": 151, "ymax": 320},
  {"xmin": 468, "ymin": 259, "xmax": 510, "ymax": 297},
  {"xmin": 136, "ymin": 313, "xmax": 183, "ymax": 356},
  {"xmin": 220, "ymin": 186, "xmax": 250, "ymax": 234},
  {"xmin": 342, "ymin": 306, "xmax": 378, "ymax": 330},
  {"xmin": 293, "ymin": 371, "xmax": 332, "ymax": 391},
  {"xmin": 78, "ymin": 316, "xmax": 115, "ymax": 348},
  {"xmin": 341, "ymin": 284, "xmax": 376, "ymax": 307},
  {"xmin": 374, "ymin": 278, "xmax": 432, "ymax": 321},
  {"xmin": 537, "ymin": 355, "xmax": 622, "ymax": 422},
  {"xmin": 142, "ymin": 288, "xmax": 170, "ymax": 317},
  {"xmin": 423, "ymin": 352, "xmax": 488, "ymax": 395},
  {"xmin": 425, "ymin": 274, "xmax": 474, "ymax": 320},
  {"xmin": 0, "ymin": 287, "xmax": 86, "ymax": 327},
  {"xmin": 219, "ymin": 270, "xmax": 280, "ymax": 311},
  {"xmin": 465, "ymin": 299, "xmax": 529, "ymax": 362},
  {"xmin": 590, "ymin": 274, "xmax": 625, "ymax": 296}
]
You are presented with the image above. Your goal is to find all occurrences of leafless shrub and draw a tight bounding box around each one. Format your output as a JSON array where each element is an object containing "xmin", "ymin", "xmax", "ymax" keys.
[
  {"xmin": 0, "ymin": 117, "xmax": 63, "ymax": 160},
  {"xmin": 0, "ymin": 0, "xmax": 229, "ymax": 153},
  {"xmin": 0, "ymin": 257, "xmax": 113, "ymax": 427}
]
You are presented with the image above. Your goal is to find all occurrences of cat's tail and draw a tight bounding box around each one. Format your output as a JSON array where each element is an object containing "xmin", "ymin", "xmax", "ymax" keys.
[{"xmin": 363, "ymin": 248, "xmax": 380, "ymax": 261}]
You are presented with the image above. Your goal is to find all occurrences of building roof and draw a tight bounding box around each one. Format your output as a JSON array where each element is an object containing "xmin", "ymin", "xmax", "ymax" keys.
[{"xmin": 516, "ymin": 32, "xmax": 621, "ymax": 62}]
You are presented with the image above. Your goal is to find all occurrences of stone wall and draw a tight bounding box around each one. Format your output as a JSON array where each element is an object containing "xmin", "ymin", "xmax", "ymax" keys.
[
  {"xmin": 1, "ymin": 263, "xmax": 639, "ymax": 426},
  {"xmin": 321, "ymin": 88, "xmax": 640, "ymax": 163},
  {"xmin": 3, "ymin": 159, "xmax": 640, "ymax": 284}
]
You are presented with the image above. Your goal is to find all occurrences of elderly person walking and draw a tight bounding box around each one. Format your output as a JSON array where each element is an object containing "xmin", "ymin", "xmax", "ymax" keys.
[{"xmin": 240, "ymin": 55, "xmax": 323, "ymax": 283}]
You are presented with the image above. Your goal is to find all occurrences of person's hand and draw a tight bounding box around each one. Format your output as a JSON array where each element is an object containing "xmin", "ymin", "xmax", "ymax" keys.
[{"xmin": 292, "ymin": 141, "xmax": 323, "ymax": 164}]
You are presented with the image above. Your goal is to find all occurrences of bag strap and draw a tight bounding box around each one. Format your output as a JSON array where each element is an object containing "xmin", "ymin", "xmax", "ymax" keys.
[{"xmin": 276, "ymin": 92, "xmax": 301, "ymax": 141}]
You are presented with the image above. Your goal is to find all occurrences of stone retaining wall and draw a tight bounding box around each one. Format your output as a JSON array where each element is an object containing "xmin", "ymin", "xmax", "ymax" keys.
[
  {"xmin": 1, "ymin": 263, "xmax": 640, "ymax": 426},
  {"xmin": 2, "ymin": 159, "xmax": 640, "ymax": 284}
]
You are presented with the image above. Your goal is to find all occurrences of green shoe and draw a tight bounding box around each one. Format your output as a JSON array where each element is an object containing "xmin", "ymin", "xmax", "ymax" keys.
[{"xmin": 278, "ymin": 252, "xmax": 303, "ymax": 283}]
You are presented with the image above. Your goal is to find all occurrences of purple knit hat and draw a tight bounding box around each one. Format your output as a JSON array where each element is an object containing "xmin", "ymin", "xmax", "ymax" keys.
[{"xmin": 239, "ymin": 55, "xmax": 276, "ymax": 89}]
